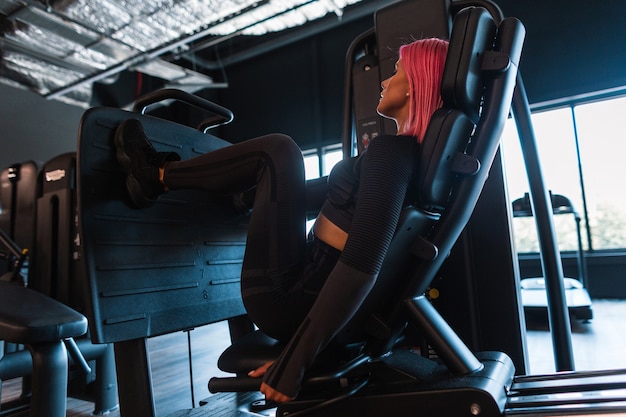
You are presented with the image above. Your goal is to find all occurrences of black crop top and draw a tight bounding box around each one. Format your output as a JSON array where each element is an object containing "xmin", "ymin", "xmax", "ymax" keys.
[
  {"xmin": 321, "ymin": 134, "xmax": 420, "ymax": 273},
  {"xmin": 263, "ymin": 134, "xmax": 420, "ymax": 397}
]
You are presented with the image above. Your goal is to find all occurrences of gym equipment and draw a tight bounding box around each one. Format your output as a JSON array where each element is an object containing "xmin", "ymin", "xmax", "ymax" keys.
[
  {"xmin": 207, "ymin": 4, "xmax": 528, "ymax": 416},
  {"xmin": 0, "ymin": 156, "xmax": 118, "ymax": 414},
  {"xmin": 73, "ymin": 1, "xmax": 626, "ymax": 416},
  {"xmin": 205, "ymin": 2, "xmax": 626, "ymax": 417},
  {"xmin": 0, "ymin": 227, "xmax": 88, "ymax": 417},
  {"xmin": 0, "ymin": 161, "xmax": 39, "ymax": 415},
  {"xmin": 76, "ymin": 88, "xmax": 249, "ymax": 416},
  {"xmin": 33, "ymin": 153, "xmax": 119, "ymax": 413},
  {"xmin": 513, "ymin": 192, "xmax": 593, "ymax": 322}
]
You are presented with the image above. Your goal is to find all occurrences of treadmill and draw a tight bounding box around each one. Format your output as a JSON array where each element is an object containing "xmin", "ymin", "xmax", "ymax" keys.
[{"xmin": 514, "ymin": 192, "xmax": 593, "ymax": 322}]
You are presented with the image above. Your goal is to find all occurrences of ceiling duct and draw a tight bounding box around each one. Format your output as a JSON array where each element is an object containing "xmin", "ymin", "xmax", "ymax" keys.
[{"xmin": 0, "ymin": 0, "xmax": 366, "ymax": 108}]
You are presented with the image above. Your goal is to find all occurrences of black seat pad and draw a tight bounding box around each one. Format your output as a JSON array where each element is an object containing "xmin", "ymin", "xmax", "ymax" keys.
[
  {"xmin": 0, "ymin": 281, "xmax": 87, "ymax": 343},
  {"xmin": 218, "ymin": 330, "xmax": 284, "ymax": 374}
]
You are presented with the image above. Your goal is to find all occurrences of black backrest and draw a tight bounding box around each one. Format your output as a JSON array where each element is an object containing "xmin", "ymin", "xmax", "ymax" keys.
[
  {"xmin": 348, "ymin": 6, "xmax": 524, "ymax": 355},
  {"xmin": 418, "ymin": 7, "xmax": 497, "ymax": 210},
  {"xmin": 407, "ymin": 7, "xmax": 524, "ymax": 297},
  {"xmin": 30, "ymin": 153, "xmax": 84, "ymax": 309},
  {"xmin": 0, "ymin": 162, "xmax": 38, "ymax": 280},
  {"xmin": 0, "ymin": 162, "xmax": 38, "ymax": 250},
  {"xmin": 77, "ymin": 107, "xmax": 248, "ymax": 344}
]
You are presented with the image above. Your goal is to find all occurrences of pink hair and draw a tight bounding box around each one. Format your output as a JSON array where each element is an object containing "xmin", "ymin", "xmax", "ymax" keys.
[{"xmin": 399, "ymin": 38, "xmax": 449, "ymax": 142}]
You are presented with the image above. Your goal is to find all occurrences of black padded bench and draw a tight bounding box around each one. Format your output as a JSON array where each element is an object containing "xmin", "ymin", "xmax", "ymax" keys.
[{"xmin": 0, "ymin": 281, "xmax": 87, "ymax": 417}]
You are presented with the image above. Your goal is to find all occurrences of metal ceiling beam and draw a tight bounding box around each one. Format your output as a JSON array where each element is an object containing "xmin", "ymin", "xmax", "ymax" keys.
[
  {"xmin": 3, "ymin": 0, "xmax": 389, "ymax": 102},
  {"xmin": 43, "ymin": 22, "xmax": 244, "ymax": 100},
  {"xmin": 41, "ymin": 1, "xmax": 281, "ymax": 100},
  {"xmin": 176, "ymin": 0, "xmax": 395, "ymax": 70}
]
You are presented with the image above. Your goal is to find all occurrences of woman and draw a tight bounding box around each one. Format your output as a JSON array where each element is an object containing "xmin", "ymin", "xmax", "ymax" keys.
[{"xmin": 114, "ymin": 37, "xmax": 449, "ymax": 403}]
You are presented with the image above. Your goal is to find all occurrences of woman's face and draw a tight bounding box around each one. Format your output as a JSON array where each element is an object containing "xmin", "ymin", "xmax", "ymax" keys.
[{"xmin": 377, "ymin": 59, "xmax": 410, "ymax": 129}]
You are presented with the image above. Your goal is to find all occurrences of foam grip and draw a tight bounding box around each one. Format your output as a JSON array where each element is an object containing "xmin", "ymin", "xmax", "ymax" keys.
[{"xmin": 208, "ymin": 376, "xmax": 262, "ymax": 393}]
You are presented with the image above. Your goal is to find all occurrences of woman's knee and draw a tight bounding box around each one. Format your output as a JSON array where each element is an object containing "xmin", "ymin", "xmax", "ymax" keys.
[
  {"xmin": 263, "ymin": 133, "xmax": 300, "ymax": 155},
  {"xmin": 258, "ymin": 134, "xmax": 304, "ymax": 173}
]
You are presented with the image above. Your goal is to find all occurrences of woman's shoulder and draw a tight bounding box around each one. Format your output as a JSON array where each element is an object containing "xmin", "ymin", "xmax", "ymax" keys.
[{"xmin": 369, "ymin": 133, "xmax": 416, "ymax": 144}]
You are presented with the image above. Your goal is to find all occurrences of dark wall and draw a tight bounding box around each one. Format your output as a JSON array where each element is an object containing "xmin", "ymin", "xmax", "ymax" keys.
[
  {"xmin": 214, "ymin": 14, "xmax": 374, "ymax": 149},
  {"xmin": 0, "ymin": 83, "xmax": 84, "ymax": 171},
  {"xmin": 496, "ymin": 0, "xmax": 626, "ymax": 105}
]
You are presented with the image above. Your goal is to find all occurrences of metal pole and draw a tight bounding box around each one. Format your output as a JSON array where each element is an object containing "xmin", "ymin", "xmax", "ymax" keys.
[
  {"xmin": 570, "ymin": 106, "xmax": 594, "ymax": 253},
  {"xmin": 511, "ymin": 74, "xmax": 575, "ymax": 371}
]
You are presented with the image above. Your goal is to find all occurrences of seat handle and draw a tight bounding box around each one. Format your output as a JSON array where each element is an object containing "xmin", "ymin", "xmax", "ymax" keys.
[
  {"xmin": 208, "ymin": 376, "xmax": 261, "ymax": 393},
  {"xmin": 132, "ymin": 88, "xmax": 234, "ymax": 131}
]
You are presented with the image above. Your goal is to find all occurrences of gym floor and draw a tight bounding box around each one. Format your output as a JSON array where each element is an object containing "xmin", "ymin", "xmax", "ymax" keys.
[
  {"xmin": 525, "ymin": 298, "xmax": 626, "ymax": 375},
  {"xmin": 2, "ymin": 299, "xmax": 626, "ymax": 416}
]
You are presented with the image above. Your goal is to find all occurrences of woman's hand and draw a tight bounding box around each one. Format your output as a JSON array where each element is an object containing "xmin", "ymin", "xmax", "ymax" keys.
[{"xmin": 248, "ymin": 361, "xmax": 294, "ymax": 403}]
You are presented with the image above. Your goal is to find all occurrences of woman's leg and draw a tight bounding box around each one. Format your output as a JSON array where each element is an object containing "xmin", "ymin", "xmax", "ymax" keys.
[
  {"xmin": 164, "ymin": 133, "xmax": 306, "ymax": 268},
  {"xmin": 164, "ymin": 134, "xmax": 309, "ymax": 336},
  {"xmin": 115, "ymin": 120, "xmax": 309, "ymax": 338}
]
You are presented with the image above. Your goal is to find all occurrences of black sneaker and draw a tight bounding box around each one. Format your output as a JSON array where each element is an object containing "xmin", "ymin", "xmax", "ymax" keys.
[{"xmin": 114, "ymin": 119, "xmax": 180, "ymax": 208}]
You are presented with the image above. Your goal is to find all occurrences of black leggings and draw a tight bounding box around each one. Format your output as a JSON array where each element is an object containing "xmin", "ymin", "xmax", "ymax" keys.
[{"xmin": 163, "ymin": 134, "xmax": 339, "ymax": 340}]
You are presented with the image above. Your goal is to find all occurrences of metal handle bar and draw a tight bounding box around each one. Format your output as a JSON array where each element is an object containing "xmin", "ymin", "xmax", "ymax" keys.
[{"xmin": 132, "ymin": 88, "xmax": 234, "ymax": 131}]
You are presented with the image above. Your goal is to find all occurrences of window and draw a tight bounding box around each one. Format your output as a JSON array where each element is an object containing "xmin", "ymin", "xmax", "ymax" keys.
[
  {"xmin": 303, "ymin": 144, "xmax": 343, "ymax": 179},
  {"xmin": 303, "ymin": 150, "xmax": 321, "ymax": 180},
  {"xmin": 574, "ymin": 96, "xmax": 626, "ymax": 250},
  {"xmin": 303, "ymin": 144, "xmax": 343, "ymax": 232},
  {"xmin": 501, "ymin": 95, "xmax": 626, "ymax": 253}
]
